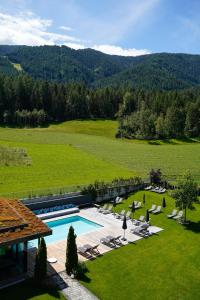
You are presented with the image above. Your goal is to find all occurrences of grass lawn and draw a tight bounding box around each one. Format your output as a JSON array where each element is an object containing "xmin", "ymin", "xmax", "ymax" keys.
[
  {"xmin": 0, "ymin": 280, "xmax": 66, "ymax": 300},
  {"xmin": 0, "ymin": 120, "xmax": 199, "ymax": 198},
  {"xmin": 80, "ymin": 191, "xmax": 200, "ymax": 300}
]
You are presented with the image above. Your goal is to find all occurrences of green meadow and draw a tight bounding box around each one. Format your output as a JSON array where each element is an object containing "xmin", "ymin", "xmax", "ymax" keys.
[{"xmin": 0, "ymin": 120, "xmax": 199, "ymax": 197}]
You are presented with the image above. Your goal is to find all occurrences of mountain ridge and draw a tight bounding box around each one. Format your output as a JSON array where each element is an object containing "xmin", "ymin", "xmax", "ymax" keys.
[{"xmin": 0, "ymin": 45, "xmax": 200, "ymax": 90}]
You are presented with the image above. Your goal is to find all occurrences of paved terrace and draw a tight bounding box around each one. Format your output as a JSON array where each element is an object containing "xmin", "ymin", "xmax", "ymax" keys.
[{"xmin": 28, "ymin": 207, "xmax": 163, "ymax": 276}]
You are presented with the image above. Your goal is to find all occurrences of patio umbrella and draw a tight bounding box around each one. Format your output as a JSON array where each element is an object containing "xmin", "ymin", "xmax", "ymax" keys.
[
  {"xmin": 145, "ymin": 209, "xmax": 150, "ymax": 222},
  {"xmin": 143, "ymin": 194, "xmax": 146, "ymax": 205},
  {"xmin": 122, "ymin": 215, "xmax": 127, "ymax": 241},
  {"xmin": 162, "ymin": 197, "xmax": 166, "ymax": 208}
]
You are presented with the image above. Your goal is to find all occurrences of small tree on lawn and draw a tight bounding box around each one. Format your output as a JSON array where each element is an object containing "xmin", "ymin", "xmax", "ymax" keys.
[
  {"xmin": 173, "ymin": 172, "xmax": 198, "ymax": 223},
  {"xmin": 150, "ymin": 169, "xmax": 162, "ymax": 185},
  {"xmin": 162, "ymin": 197, "xmax": 166, "ymax": 208},
  {"xmin": 34, "ymin": 237, "xmax": 47, "ymax": 283},
  {"xmin": 66, "ymin": 226, "xmax": 78, "ymax": 275}
]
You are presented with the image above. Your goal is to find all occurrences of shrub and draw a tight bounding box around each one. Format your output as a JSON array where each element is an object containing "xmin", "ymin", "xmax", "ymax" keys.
[{"xmin": 72, "ymin": 262, "xmax": 88, "ymax": 279}]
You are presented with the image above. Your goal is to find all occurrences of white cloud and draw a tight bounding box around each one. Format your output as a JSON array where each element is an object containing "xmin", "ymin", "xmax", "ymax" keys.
[
  {"xmin": 0, "ymin": 11, "xmax": 151, "ymax": 57},
  {"xmin": 59, "ymin": 26, "xmax": 72, "ymax": 31},
  {"xmin": 0, "ymin": 12, "xmax": 79, "ymax": 46},
  {"xmin": 93, "ymin": 44, "xmax": 150, "ymax": 56},
  {"xmin": 64, "ymin": 42, "xmax": 86, "ymax": 50},
  {"xmin": 65, "ymin": 43, "xmax": 150, "ymax": 56}
]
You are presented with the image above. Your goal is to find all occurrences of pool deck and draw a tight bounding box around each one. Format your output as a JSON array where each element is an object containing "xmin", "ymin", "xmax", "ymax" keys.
[{"xmin": 28, "ymin": 207, "xmax": 163, "ymax": 276}]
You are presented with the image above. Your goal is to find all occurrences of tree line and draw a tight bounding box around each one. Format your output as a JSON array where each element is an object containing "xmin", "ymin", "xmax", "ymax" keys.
[
  {"xmin": 117, "ymin": 89, "xmax": 200, "ymax": 139},
  {"xmin": 0, "ymin": 74, "xmax": 199, "ymax": 138},
  {"xmin": 0, "ymin": 74, "xmax": 121, "ymax": 127}
]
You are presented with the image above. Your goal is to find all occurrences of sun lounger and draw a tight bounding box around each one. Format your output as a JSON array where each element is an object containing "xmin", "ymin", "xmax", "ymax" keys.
[
  {"xmin": 132, "ymin": 215, "xmax": 145, "ymax": 225},
  {"xmin": 100, "ymin": 237, "xmax": 116, "ymax": 247},
  {"xmin": 105, "ymin": 235, "xmax": 122, "ymax": 246},
  {"xmin": 148, "ymin": 204, "xmax": 156, "ymax": 212},
  {"xmin": 117, "ymin": 197, "xmax": 123, "ymax": 203},
  {"xmin": 83, "ymin": 244, "xmax": 100, "ymax": 256},
  {"xmin": 128, "ymin": 201, "xmax": 138, "ymax": 208},
  {"xmin": 173, "ymin": 210, "xmax": 183, "ymax": 220},
  {"xmin": 135, "ymin": 201, "xmax": 142, "ymax": 209},
  {"xmin": 140, "ymin": 222, "xmax": 150, "ymax": 230},
  {"xmin": 154, "ymin": 187, "xmax": 160, "ymax": 192},
  {"xmin": 98, "ymin": 204, "xmax": 108, "ymax": 213},
  {"xmin": 131, "ymin": 226, "xmax": 149, "ymax": 237},
  {"xmin": 103, "ymin": 205, "xmax": 113, "ymax": 214},
  {"xmin": 113, "ymin": 235, "xmax": 122, "ymax": 244},
  {"xmin": 120, "ymin": 210, "xmax": 131, "ymax": 220},
  {"xmin": 115, "ymin": 209, "xmax": 125, "ymax": 219},
  {"xmin": 167, "ymin": 209, "xmax": 177, "ymax": 218},
  {"xmin": 145, "ymin": 186, "xmax": 152, "ymax": 190},
  {"xmin": 77, "ymin": 246, "xmax": 93, "ymax": 259},
  {"xmin": 152, "ymin": 205, "xmax": 162, "ymax": 214},
  {"xmin": 115, "ymin": 196, "xmax": 120, "ymax": 202},
  {"xmin": 125, "ymin": 211, "xmax": 132, "ymax": 220}
]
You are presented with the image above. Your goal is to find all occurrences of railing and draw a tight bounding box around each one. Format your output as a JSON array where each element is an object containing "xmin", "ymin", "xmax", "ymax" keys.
[{"xmin": 0, "ymin": 184, "xmax": 86, "ymax": 200}]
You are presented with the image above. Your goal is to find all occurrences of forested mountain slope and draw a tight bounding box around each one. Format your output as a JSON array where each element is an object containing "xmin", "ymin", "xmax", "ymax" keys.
[{"xmin": 0, "ymin": 45, "xmax": 200, "ymax": 90}]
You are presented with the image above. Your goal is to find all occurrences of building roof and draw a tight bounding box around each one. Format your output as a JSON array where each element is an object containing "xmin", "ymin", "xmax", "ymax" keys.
[{"xmin": 0, "ymin": 199, "xmax": 52, "ymax": 247}]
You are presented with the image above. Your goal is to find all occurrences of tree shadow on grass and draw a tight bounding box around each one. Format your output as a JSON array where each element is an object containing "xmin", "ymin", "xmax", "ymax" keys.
[
  {"xmin": 183, "ymin": 221, "xmax": 200, "ymax": 233},
  {"xmin": 0, "ymin": 279, "xmax": 62, "ymax": 300}
]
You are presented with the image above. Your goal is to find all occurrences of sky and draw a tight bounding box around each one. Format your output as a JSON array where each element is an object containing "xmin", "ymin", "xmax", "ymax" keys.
[{"xmin": 0, "ymin": 0, "xmax": 199, "ymax": 56}]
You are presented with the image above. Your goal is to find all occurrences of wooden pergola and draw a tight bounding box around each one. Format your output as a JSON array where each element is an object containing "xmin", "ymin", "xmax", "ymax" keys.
[{"xmin": 0, "ymin": 198, "xmax": 52, "ymax": 279}]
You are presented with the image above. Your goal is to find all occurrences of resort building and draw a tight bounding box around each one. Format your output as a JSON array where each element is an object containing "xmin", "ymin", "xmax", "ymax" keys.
[{"xmin": 0, "ymin": 198, "xmax": 52, "ymax": 288}]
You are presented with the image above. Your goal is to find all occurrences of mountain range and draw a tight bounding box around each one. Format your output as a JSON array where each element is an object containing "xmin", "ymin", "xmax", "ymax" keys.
[{"xmin": 0, "ymin": 45, "xmax": 200, "ymax": 90}]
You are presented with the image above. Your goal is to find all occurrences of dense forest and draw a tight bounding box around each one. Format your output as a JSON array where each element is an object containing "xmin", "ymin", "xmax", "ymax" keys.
[
  {"xmin": 1, "ymin": 45, "xmax": 200, "ymax": 90},
  {"xmin": 0, "ymin": 74, "xmax": 199, "ymax": 139}
]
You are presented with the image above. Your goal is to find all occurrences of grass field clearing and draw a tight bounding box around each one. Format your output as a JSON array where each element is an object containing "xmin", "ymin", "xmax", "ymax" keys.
[{"xmin": 0, "ymin": 120, "xmax": 199, "ymax": 197}]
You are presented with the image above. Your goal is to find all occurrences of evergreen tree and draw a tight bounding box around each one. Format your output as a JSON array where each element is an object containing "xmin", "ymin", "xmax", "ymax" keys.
[
  {"xmin": 34, "ymin": 238, "xmax": 47, "ymax": 283},
  {"xmin": 65, "ymin": 226, "xmax": 78, "ymax": 275}
]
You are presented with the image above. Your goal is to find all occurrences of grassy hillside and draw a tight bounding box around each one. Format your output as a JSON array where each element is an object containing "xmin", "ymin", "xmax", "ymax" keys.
[
  {"xmin": 0, "ymin": 56, "xmax": 18, "ymax": 76},
  {"xmin": 0, "ymin": 120, "xmax": 199, "ymax": 198}
]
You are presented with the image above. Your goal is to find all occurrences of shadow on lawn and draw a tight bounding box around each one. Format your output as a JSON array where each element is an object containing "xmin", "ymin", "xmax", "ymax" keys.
[
  {"xmin": 183, "ymin": 221, "xmax": 200, "ymax": 233},
  {"xmin": 0, "ymin": 279, "xmax": 62, "ymax": 300}
]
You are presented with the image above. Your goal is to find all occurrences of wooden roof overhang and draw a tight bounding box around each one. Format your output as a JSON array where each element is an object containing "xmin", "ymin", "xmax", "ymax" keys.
[{"xmin": 0, "ymin": 199, "xmax": 52, "ymax": 247}]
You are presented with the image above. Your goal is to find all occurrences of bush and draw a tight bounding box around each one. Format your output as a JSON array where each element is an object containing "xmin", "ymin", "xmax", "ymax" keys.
[{"xmin": 72, "ymin": 262, "xmax": 88, "ymax": 279}]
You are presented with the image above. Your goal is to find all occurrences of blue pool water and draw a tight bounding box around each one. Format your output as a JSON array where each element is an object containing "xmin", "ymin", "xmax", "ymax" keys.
[{"xmin": 30, "ymin": 216, "xmax": 102, "ymax": 247}]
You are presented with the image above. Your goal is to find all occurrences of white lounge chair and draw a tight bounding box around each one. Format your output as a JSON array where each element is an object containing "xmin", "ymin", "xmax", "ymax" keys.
[
  {"xmin": 135, "ymin": 201, "xmax": 142, "ymax": 209},
  {"xmin": 173, "ymin": 210, "xmax": 183, "ymax": 221},
  {"xmin": 132, "ymin": 215, "xmax": 145, "ymax": 225},
  {"xmin": 115, "ymin": 209, "xmax": 125, "ymax": 219},
  {"xmin": 152, "ymin": 205, "xmax": 162, "ymax": 214},
  {"xmin": 145, "ymin": 186, "xmax": 152, "ymax": 190},
  {"xmin": 77, "ymin": 245, "xmax": 93, "ymax": 259},
  {"xmin": 131, "ymin": 226, "xmax": 149, "ymax": 237},
  {"xmin": 98, "ymin": 204, "xmax": 108, "ymax": 213},
  {"xmin": 103, "ymin": 205, "xmax": 113, "ymax": 214},
  {"xmin": 167, "ymin": 209, "xmax": 177, "ymax": 218},
  {"xmin": 123, "ymin": 211, "xmax": 131, "ymax": 220},
  {"xmin": 117, "ymin": 197, "xmax": 123, "ymax": 203},
  {"xmin": 149, "ymin": 204, "xmax": 156, "ymax": 212},
  {"xmin": 100, "ymin": 236, "xmax": 116, "ymax": 247},
  {"xmin": 128, "ymin": 201, "xmax": 138, "ymax": 209}
]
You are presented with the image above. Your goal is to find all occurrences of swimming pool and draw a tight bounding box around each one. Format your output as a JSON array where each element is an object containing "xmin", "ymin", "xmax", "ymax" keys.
[{"xmin": 30, "ymin": 215, "xmax": 102, "ymax": 247}]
